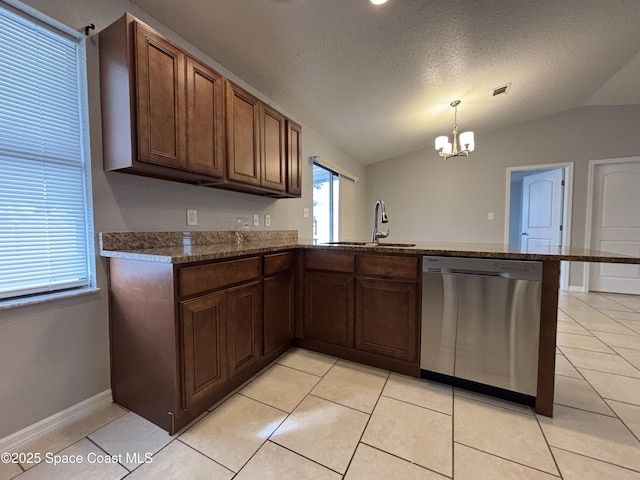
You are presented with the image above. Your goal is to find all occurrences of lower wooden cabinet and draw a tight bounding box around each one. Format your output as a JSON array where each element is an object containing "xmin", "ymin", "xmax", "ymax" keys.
[
  {"xmin": 180, "ymin": 292, "xmax": 227, "ymax": 409},
  {"xmin": 304, "ymin": 271, "xmax": 355, "ymax": 347},
  {"xmin": 264, "ymin": 271, "xmax": 294, "ymax": 355},
  {"xmin": 355, "ymin": 277, "xmax": 419, "ymax": 362},
  {"xmin": 226, "ymin": 281, "xmax": 262, "ymax": 378}
]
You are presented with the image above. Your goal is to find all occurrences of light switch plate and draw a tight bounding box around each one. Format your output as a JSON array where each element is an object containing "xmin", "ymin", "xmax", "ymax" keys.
[
  {"xmin": 303, "ymin": 207, "xmax": 310, "ymax": 218},
  {"xmin": 253, "ymin": 214, "xmax": 259, "ymax": 226},
  {"xmin": 186, "ymin": 209, "xmax": 198, "ymax": 226},
  {"xmin": 488, "ymin": 212, "xmax": 494, "ymax": 220},
  {"xmin": 265, "ymin": 214, "xmax": 271, "ymax": 227}
]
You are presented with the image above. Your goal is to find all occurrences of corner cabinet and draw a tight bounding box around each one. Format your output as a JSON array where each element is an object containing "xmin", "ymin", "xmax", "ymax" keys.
[
  {"xmin": 99, "ymin": 13, "xmax": 301, "ymax": 197},
  {"xmin": 108, "ymin": 253, "xmax": 294, "ymax": 434}
]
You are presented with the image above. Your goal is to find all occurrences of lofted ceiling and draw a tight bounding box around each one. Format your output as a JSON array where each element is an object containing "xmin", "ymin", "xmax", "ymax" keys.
[{"xmin": 130, "ymin": 0, "xmax": 640, "ymax": 165}]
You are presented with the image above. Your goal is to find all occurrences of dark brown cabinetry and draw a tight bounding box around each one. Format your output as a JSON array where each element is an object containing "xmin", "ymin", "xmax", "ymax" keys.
[
  {"xmin": 100, "ymin": 13, "xmax": 301, "ymax": 197},
  {"xmin": 181, "ymin": 292, "xmax": 227, "ymax": 409},
  {"xmin": 286, "ymin": 120, "xmax": 302, "ymax": 197},
  {"xmin": 109, "ymin": 253, "xmax": 293, "ymax": 434},
  {"xmin": 263, "ymin": 252, "xmax": 295, "ymax": 354},
  {"xmin": 300, "ymin": 251, "xmax": 420, "ymax": 374},
  {"xmin": 186, "ymin": 57, "xmax": 225, "ymax": 178}
]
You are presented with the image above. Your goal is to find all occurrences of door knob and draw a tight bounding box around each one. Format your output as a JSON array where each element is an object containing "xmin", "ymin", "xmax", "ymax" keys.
[{"xmin": 521, "ymin": 232, "xmax": 528, "ymax": 235}]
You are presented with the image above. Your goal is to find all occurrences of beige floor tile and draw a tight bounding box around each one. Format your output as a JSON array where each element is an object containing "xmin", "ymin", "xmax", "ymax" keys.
[
  {"xmin": 556, "ymin": 331, "xmax": 615, "ymax": 353},
  {"xmin": 270, "ymin": 395, "xmax": 368, "ymax": 474},
  {"xmin": 601, "ymin": 293, "xmax": 640, "ymax": 311},
  {"xmin": 454, "ymin": 388, "xmax": 534, "ymax": 415},
  {"xmin": 554, "ymin": 375, "xmax": 614, "ymax": 416},
  {"xmin": 126, "ymin": 440, "xmax": 233, "ymax": 480},
  {"xmin": 310, "ymin": 363, "xmax": 386, "ymax": 413},
  {"xmin": 235, "ymin": 441, "xmax": 341, "ymax": 480},
  {"xmin": 555, "ymin": 353, "xmax": 582, "ymax": 378},
  {"xmin": 568, "ymin": 309, "xmax": 634, "ymax": 334},
  {"xmin": 601, "ymin": 309, "xmax": 640, "ymax": 321},
  {"xmin": 14, "ymin": 438, "xmax": 128, "ymax": 480},
  {"xmin": 556, "ymin": 320, "xmax": 592, "ymax": 336},
  {"xmin": 613, "ymin": 346, "xmax": 640, "ymax": 369},
  {"xmin": 539, "ymin": 404, "xmax": 640, "ymax": 472},
  {"xmin": 454, "ymin": 443, "xmax": 559, "ymax": 480},
  {"xmin": 382, "ymin": 373, "xmax": 453, "ymax": 415},
  {"xmin": 276, "ymin": 348, "xmax": 337, "ymax": 376},
  {"xmin": 362, "ymin": 396, "xmax": 452, "ymax": 477},
  {"xmin": 240, "ymin": 364, "xmax": 320, "ymax": 412},
  {"xmin": 15, "ymin": 402, "xmax": 128, "ymax": 470},
  {"xmin": 552, "ymin": 447, "xmax": 640, "ymax": 480},
  {"xmin": 180, "ymin": 395, "xmax": 286, "ymax": 473},
  {"xmin": 345, "ymin": 443, "xmax": 447, "ymax": 480},
  {"xmin": 569, "ymin": 292, "xmax": 634, "ymax": 311},
  {"xmin": 605, "ymin": 400, "xmax": 640, "ymax": 440},
  {"xmin": 559, "ymin": 346, "xmax": 640, "ymax": 378},
  {"xmin": 89, "ymin": 411, "xmax": 174, "ymax": 471},
  {"xmin": 617, "ymin": 319, "xmax": 640, "ymax": 334},
  {"xmin": 579, "ymin": 369, "xmax": 640, "ymax": 405},
  {"xmin": 0, "ymin": 461, "xmax": 22, "ymax": 480},
  {"xmin": 335, "ymin": 359, "xmax": 390, "ymax": 378},
  {"xmin": 592, "ymin": 331, "xmax": 640, "ymax": 350},
  {"xmin": 454, "ymin": 395, "xmax": 557, "ymax": 475}
]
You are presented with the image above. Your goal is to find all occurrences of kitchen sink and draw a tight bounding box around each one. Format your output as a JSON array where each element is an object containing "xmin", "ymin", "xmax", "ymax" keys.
[{"xmin": 324, "ymin": 241, "xmax": 416, "ymax": 248}]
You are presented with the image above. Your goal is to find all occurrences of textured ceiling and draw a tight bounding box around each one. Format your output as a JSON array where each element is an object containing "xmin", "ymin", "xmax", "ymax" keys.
[{"xmin": 130, "ymin": 0, "xmax": 640, "ymax": 165}]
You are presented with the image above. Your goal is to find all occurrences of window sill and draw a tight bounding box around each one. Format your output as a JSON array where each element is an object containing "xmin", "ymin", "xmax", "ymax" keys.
[{"xmin": 0, "ymin": 287, "xmax": 101, "ymax": 311}]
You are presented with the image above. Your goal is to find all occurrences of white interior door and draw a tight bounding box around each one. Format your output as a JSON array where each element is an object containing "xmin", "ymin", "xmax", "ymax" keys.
[
  {"xmin": 520, "ymin": 169, "xmax": 564, "ymax": 251},
  {"xmin": 589, "ymin": 159, "xmax": 640, "ymax": 294}
]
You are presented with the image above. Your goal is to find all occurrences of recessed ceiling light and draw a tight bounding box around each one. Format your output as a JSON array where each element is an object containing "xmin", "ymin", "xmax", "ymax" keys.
[{"xmin": 370, "ymin": 0, "xmax": 389, "ymax": 5}]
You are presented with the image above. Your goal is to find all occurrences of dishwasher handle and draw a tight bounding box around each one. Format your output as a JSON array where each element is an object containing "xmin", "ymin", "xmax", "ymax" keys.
[{"xmin": 441, "ymin": 268, "xmax": 503, "ymax": 277}]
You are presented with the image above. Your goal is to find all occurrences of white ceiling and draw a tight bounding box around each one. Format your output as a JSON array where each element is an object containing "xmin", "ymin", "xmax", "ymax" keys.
[{"xmin": 130, "ymin": 0, "xmax": 640, "ymax": 165}]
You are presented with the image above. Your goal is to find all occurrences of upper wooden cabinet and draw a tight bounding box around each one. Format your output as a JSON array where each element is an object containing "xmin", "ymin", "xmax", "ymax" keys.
[
  {"xmin": 286, "ymin": 120, "xmax": 302, "ymax": 197},
  {"xmin": 99, "ymin": 13, "xmax": 301, "ymax": 197},
  {"xmin": 186, "ymin": 57, "xmax": 225, "ymax": 178}
]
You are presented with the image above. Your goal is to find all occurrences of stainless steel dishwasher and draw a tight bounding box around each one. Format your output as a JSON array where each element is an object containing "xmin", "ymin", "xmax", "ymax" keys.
[{"xmin": 421, "ymin": 256, "xmax": 542, "ymax": 402}]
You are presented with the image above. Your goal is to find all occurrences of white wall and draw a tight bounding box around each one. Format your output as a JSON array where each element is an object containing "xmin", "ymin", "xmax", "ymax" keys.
[
  {"xmin": 366, "ymin": 105, "xmax": 640, "ymax": 286},
  {"xmin": 0, "ymin": 0, "xmax": 364, "ymax": 438}
]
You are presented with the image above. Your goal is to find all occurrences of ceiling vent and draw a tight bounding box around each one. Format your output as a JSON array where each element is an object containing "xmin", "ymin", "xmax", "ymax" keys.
[{"xmin": 492, "ymin": 83, "xmax": 511, "ymax": 97}]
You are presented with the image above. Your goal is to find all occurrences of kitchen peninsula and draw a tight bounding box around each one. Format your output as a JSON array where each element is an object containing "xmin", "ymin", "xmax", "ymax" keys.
[{"xmin": 100, "ymin": 230, "xmax": 640, "ymax": 433}]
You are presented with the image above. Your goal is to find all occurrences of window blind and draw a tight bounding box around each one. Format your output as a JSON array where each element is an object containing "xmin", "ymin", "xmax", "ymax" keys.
[{"xmin": 0, "ymin": 5, "xmax": 91, "ymax": 300}]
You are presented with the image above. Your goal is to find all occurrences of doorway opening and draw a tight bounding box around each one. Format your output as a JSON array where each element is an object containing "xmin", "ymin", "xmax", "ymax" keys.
[
  {"xmin": 505, "ymin": 163, "xmax": 573, "ymax": 290},
  {"xmin": 312, "ymin": 163, "xmax": 339, "ymax": 243}
]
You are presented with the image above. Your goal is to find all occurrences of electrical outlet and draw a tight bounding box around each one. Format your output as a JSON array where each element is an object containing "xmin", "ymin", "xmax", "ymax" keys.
[
  {"xmin": 265, "ymin": 214, "xmax": 271, "ymax": 227},
  {"xmin": 253, "ymin": 214, "xmax": 259, "ymax": 227},
  {"xmin": 488, "ymin": 212, "xmax": 494, "ymax": 220},
  {"xmin": 303, "ymin": 207, "xmax": 310, "ymax": 218},
  {"xmin": 186, "ymin": 209, "xmax": 198, "ymax": 226}
]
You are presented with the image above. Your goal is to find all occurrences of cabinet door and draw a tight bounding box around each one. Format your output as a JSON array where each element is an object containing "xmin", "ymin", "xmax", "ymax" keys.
[
  {"xmin": 286, "ymin": 120, "xmax": 302, "ymax": 197},
  {"xmin": 304, "ymin": 272, "xmax": 354, "ymax": 347},
  {"xmin": 134, "ymin": 22, "xmax": 186, "ymax": 169},
  {"xmin": 264, "ymin": 271, "xmax": 294, "ymax": 355},
  {"xmin": 355, "ymin": 278, "xmax": 419, "ymax": 361},
  {"xmin": 181, "ymin": 292, "xmax": 227, "ymax": 409},
  {"xmin": 186, "ymin": 57, "xmax": 225, "ymax": 178},
  {"xmin": 225, "ymin": 82, "xmax": 261, "ymax": 186},
  {"xmin": 261, "ymin": 105, "xmax": 286, "ymax": 191},
  {"xmin": 227, "ymin": 281, "xmax": 262, "ymax": 378}
]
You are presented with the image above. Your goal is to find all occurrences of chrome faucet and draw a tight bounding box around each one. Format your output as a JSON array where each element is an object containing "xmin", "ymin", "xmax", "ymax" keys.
[{"xmin": 371, "ymin": 199, "xmax": 389, "ymax": 243}]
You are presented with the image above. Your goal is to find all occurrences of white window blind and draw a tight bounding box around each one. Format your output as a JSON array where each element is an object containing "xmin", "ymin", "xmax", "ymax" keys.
[{"xmin": 0, "ymin": 5, "xmax": 92, "ymax": 300}]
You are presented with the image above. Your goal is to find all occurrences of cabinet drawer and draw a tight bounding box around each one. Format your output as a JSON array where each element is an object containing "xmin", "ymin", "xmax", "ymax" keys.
[
  {"xmin": 305, "ymin": 251, "xmax": 355, "ymax": 273},
  {"xmin": 179, "ymin": 257, "xmax": 261, "ymax": 297},
  {"xmin": 356, "ymin": 255, "xmax": 419, "ymax": 279},
  {"xmin": 264, "ymin": 251, "xmax": 293, "ymax": 276}
]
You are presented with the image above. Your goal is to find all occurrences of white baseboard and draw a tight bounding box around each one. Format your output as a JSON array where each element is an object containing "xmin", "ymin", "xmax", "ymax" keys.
[
  {"xmin": 568, "ymin": 285, "xmax": 588, "ymax": 293},
  {"xmin": 0, "ymin": 389, "xmax": 112, "ymax": 453}
]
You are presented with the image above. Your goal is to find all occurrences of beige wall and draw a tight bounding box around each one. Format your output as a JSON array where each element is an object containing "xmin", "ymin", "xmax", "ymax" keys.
[
  {"xmin": 366, "ymin": 105, "xmax": 640, "ymax": 286},
  {"xmin": 0, "ymin": 0, "xmax": 365, "ymax": 438}
]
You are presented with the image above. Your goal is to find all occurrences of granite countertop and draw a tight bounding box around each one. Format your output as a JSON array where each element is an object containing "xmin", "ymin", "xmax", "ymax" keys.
[{"xmin": 99, "ymin": 230, "xmax": 640, "ymax": 265}]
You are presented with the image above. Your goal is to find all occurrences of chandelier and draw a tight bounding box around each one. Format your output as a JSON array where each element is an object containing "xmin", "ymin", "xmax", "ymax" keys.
[{"xmin": 435, "ymin": 100, "xmax": 475, "ymax": 159}]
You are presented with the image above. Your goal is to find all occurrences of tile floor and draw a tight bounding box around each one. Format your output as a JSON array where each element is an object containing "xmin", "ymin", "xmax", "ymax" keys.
[{"xmin": 2, "ymin": 291, "xmax": 640, "ymax": 479}]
